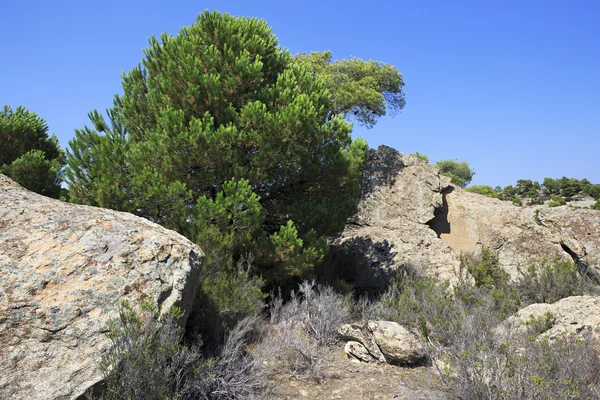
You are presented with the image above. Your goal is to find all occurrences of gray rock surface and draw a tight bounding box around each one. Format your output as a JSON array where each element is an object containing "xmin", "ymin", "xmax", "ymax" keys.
[
  {"xmin": 0, "ymin": 175, "xmax": 203, "ymax": 400},
  {"xmin": 334, "ymin": 146, "xmax": 462, "ymax": 288},
  {"xmin": 339, "ymin": 320, "xmax": 427, "ymax": 366},
  {"xmin": 344, "ymin": 341, "xmax": 374, "ymax": 363},
  {"xmin": 504, "ymin": 295, "xmax": 600, "ymax": 341},
  {"xmin": 367, "ymin": 321, "xmax": 427, "ymax": 366},
  {"xmin": 336, "ymin": 146, "xmax": 600, "ymax": 286},
  {"xmin": 339, "ymin": 323, "xmax": 385, "ymax": 362}
]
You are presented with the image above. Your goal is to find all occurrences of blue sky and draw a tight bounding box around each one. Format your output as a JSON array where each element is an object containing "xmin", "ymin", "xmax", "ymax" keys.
[{"xmin": 2, "ymin": 0, "xmax": 599, "ymax": 187}]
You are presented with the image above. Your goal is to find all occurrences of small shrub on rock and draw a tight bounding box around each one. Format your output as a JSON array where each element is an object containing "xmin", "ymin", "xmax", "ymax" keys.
[{"xmin": 516, "ymin": 260, "xmax": 596, "ymax": 305}]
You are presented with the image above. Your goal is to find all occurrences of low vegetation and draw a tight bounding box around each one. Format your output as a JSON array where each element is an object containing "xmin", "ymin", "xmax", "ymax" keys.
[
  {"xmin": 467, "ymin": 176, "xmax": 600, "ymax": 207},
  {"xmin": 94, "ymin": 248, "xmax": 600, "ymax": 399}
]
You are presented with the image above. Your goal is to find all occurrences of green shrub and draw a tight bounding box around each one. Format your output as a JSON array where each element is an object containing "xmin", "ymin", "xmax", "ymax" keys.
[
  {"xmin": 437, "ymin": 326, "xmax": 600, "ymax": 400},
  {"xmin": 466, "ymin": 185, "xmax": 499, "ymax": 198},
  {"xmin": 374, "ymin": 270, "xmax": 464, "ymax": 345},
  {"xmin": 516, "ymin": 260, "xmax": 595, "ymax": 305},
  {"xmin": 464, "ymin": 248, "xmax": 510, "ymax": 289},
  {"xmin": 548, "ymin": 194, "xmax": 567, "ymax": 207},
  {"xmin": 97, "ymin": 301, "xmax": 265, "ymax": 400},
  {"xmin": 411, "ymin": 152, "xmax": 429, "ymax": 163},
  {"xmin": 524, "ymin": 311, "xmax": 557, "ymax": 336},
  {"xmin": 96, "ymin": 301, "xmax": 204, "ymax": 399}
]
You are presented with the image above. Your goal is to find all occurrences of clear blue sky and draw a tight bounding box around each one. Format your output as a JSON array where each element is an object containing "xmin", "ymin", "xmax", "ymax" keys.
[{"xmin": 2, "ymin": 0, "xmax": 599, "ymax": 187}]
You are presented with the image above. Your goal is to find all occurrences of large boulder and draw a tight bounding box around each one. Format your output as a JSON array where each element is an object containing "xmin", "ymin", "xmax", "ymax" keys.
[
  {"xmin": 0, "ymin": 175, "xmax": 203, "ymax": 399},
  {"xmin": 335, "ymin": 145, "xmax": 600, "ymax": 287},
  {"xmin": 334, "ymin": 146, "xmax": 462, "ymax": 289}
]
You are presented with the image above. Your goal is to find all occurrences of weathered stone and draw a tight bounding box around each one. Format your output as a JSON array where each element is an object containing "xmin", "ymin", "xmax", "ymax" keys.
[
  {"xmin": 336, "ymin": 145, "xmax": 600, "ymax": 288},
  {"xmin": 338, "ymin": 323, "xmax": 385, "ymax": 362},
  {"xmin": 504, "ymin": 296, "xmax": 600, "ymax": 341},
  {"xmin": 367, "ymin": 321, "xmax": 427, "ymax": 366},
  {"xmin": 0, "ymin": 175, "xmax": 203, "ymax": 400},
  {"xmin": 335, "ymin": 146, "xmax": 463, "ymax": 289},
  {"xmin": 344, "ymin": 341, "xmax": 375, "ymax": 363}
]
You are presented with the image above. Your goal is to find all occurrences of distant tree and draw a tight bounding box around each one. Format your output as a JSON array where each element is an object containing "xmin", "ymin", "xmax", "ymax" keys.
[
  {"xmin": 559, "ymin": 177, "xmax": 583, "ymax": 199},
  {"xmin": 294, "ymin": 51, "xmax": 405, "ymax": 128},
  {"xmin": 583, "ymin": 184, "xmax": 600, "ymax": 199},
  {"xmin": 542, "ymin": 177, "xmax": 560, "ymax": 195},
  {"xmin": 0, "ymin": 106, "xmax": 64, "ymax": 197},
  {"xmin": 516, "ymin": 179, "xmax": 534, "ymax": 196},
  {"xmin": 466, "ymin": 185, "xmax": 498, "ymax": 198},
  {"xmin": 435, "ymin": 159, "xmax": 475, "ymax": 188}
]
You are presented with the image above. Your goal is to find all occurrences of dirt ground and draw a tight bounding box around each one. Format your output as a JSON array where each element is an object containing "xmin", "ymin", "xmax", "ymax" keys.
[{"xmin": 267, "ymin": 346, "xmax": 447, "ymax": 400}]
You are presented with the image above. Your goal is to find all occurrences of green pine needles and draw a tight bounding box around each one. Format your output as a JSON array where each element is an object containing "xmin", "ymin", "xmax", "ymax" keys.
[{"xmin": 65, "ymin": 11, "xmax": 377, "ymax": 290}]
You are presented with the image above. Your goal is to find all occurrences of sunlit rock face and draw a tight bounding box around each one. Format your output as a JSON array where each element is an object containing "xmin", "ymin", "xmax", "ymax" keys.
[{"xmin": 0, "ymin": 175, "xmax": 203, "ymax": 400}]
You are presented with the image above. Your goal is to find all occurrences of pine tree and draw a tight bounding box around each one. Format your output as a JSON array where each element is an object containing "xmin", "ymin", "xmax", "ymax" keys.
[{"xmin": 66, "ymin": 11, "xmax": 368, "ymax": 288}]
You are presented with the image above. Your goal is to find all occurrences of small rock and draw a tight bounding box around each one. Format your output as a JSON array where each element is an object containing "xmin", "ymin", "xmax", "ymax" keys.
[
  {"xmin": 367, "ymin": 320, "xmax": 427, "ymax": 366},
  {"xmin": 345, "ymin": 341, "xmax": 375, "ymax": 363}
]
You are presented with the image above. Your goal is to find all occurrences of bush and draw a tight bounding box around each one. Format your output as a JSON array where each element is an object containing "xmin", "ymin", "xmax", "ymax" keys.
[
  {"xmin": 463, "ymin": 248, "xmax": 510, "ymax": 289},
  {"xmin": 97, "ymin": 301, "xmax": 204, "ymax": 399},
  {"xmin": 187, "ymin": 255, "xmax": 266, "ymax": 351},
  {"xmin": 524, "ymin": 311, "xmax": 557, "ymax": 336},
  {"xmin": 434, "ymin": 159, "xmax": 475, "ymax": 188},
  {"xmin": 436, "ymin": 326, "xmax": 600, "ymax": 400},
  {"xmin": 97, "ymin": 301, "xmax": 265, "ymax": 400},
  {"xmin": 374, "ymin": 269, "xmax": 464, "ymax": 345},
  {"xmin": 466, "ymin": 185, "xmax": 499, "ymax": 198},
  {"xmin": 548, "ymin": 195, "xmax": 567, "ymax": 207},
  {"xmin": 272, "ymin": 280, "xmax": 351, "ymax": 346},
  {"xmin": 516, "ymin": 260, "xmax": 596, "ymax": 305},
  {"xmin": 256, "ymin": 280, "xmax": 351, "ymax": 381}
]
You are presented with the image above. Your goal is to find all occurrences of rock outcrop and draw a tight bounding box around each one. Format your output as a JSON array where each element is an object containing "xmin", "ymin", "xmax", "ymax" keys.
[
  {"xmin": 504, "ymin": 296, "xmax": 600, "ymax": 341},
  {"xmin": 0, "ymin": 175, "xmax": 203, "ymax": 400},
  {"xmin": 336, "ymin": 146, "xmax": 600, "ymax": 286},
  {"xmin": 334, "ymin": 146, "xmax": 462, "ymax": 289},
  {"xmin": 339, "ymin": 320, "xmax": 427, "ymax": 366},
  {"xmin": 438, "ymin": 188, "xmax": 600, "ymax": 279}
]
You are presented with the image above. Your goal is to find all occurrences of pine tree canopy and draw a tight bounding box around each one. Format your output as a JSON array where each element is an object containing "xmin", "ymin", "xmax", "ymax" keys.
[
  {"xmin": 294, "ymin": 51, "xmax": 406, "ymax": 128},
  {"xmin": 66, "ymin": 11, "xmax": 404, "ymax": 287}
]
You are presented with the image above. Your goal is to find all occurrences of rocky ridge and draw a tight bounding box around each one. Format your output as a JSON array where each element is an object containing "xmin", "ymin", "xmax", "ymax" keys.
[{"xmin": 336, "ymin": 146, "xmax": 600, "ymax": 286}]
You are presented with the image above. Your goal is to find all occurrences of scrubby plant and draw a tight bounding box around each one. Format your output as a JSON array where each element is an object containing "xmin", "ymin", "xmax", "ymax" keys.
[
  {"xmin": 463, "ymin": 248, "xmax": 510, "ymax": 289},
  {"xmin": 466, "ymin": 185, "xmax": 499, "ymax": 198},
  {"xmin": 548, "ymin": 194, "xmax": 567, "ymax": 207},
  {"xmin": 411, "ymin": 152, "xmax": 430, "ymax": 163},
  {"xmin": 524, "ymin": 311, "xmax": 557, "ymax": 336},
  {"xmin": 96, "ymin": 301, "xmax": 265, "ymax": 400},
  {"xmin": 436, "ymin": 326, "xmax": 600, "ymax": 400},
  {"xmin": 373, "ymin": 269, "xmax": 464, "ymax": 345},
  {"xmin": 516, "ymin": 260, "xmax": 597, "ymax": 305},
  {"xmin": 257, "ymin": 280, "xmax": 351, "ymax": 381},
  {"xmin": 272, "ymin": 280, "xmax": 351, "ymax": 346}
]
